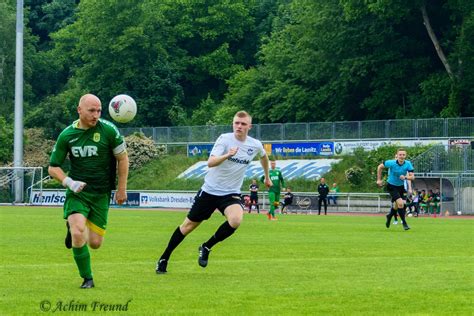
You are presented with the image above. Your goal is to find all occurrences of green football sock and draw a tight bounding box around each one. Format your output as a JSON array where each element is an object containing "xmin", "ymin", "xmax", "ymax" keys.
[
  {"xmin": 73, "ymin": 245, "xmax": 92, "ymax": 279},
  {"xmin": 269, "ymin": 192, "xmax": 276, "ymax": 217}
]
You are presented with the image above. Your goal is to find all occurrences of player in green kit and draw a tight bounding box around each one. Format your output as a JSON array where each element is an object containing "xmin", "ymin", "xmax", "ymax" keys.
[
  {"xmin": 262, "ymin": 160, "xmax": 285, "ymax": 220},
  {"xmin": 49, "ymin": 94, "xmax": 129, "ymax": 289}
]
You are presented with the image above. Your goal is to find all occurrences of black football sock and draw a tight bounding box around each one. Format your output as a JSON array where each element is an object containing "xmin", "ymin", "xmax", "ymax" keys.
[
  {"xmin": 160, "ymin": 226, "xmax": 185, "ymax": 261},
  {"xmin": 398, "ymin": 207, "xmax": 407, "ymax": 225},
  {"xmin": 203, "ymin": 221, "xmax": 236, "ymax": 249},
  {"xmin": 387, "ymin": 207, "xmax": 396, "ymax": 221}
]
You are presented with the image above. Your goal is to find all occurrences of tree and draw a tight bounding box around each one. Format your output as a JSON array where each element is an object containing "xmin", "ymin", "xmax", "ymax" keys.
[
  {"xmin": 0, "ymin": 116, "xmax": 13, "ymax": 164},
  {"xmin": 222, "ymin": 0, "xmax": 474, "ymax": 122},
  {"xmin": 0, "ymin": 1, "xmax": 16, "ymax": 118},
  {"xmin": 26, "ymin": 0, "xmax": 77, "ymax": 49}
]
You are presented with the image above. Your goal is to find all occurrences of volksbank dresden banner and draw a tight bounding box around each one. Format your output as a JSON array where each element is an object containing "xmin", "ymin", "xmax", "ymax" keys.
[
  {"xmin": 110, "ymin": 192, "xmax": 141, "ymax": 207},
  {"xmin": 179, "ymin": 159, "xmax": 341, "ymax": 180},
  {"xmin": 139, "ymin": 192, "xmax": 195, "ymax": 208}
]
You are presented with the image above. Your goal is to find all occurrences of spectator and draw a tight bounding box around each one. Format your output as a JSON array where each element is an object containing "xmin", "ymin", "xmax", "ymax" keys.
[
  {"xmin": 431, "ymin": 188, "xmax": 441, "ymax": 217},
  {"xmin": 426, "ymin": 189, "xmax": 434, "ymax": 215},
  {"xmin": 281, "ymin": 187, "xmax": 294, "ymax": 214},
  {"xmin": 248, "ymin": 179, "xmax": 260, "ymax": 213},
  {"xmin": 407, "ymin": 189, "xmax": 420, "ymax": 217},
  {"xmin": 317, "ymin": 177, "xmax": 330, "ymax": 215},
  {"xmin": 327, "ymin": 182, "xmax": 340, "ymax": 205},
  {"xmin": 242, "ymin": 195, "xmax": 251, "ymax": 212}
]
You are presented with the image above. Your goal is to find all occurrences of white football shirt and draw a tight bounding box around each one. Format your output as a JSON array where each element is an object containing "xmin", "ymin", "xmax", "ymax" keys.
[{"xmin": 201, "ymin": 133, "xmax": 266, "ymax": 196}]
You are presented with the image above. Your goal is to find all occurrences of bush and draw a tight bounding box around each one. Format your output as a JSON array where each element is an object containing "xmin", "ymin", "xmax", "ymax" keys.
[
  {"xmin": 23, "ymin": 128, "xmax": 56, "ymax": 168},
  {"xmin": 345, "ymin": 166, "xmax": 364, "ymax": 186},
  {"xmin": 125, "ymin": 133, "xmax": 165, "ymax": 170}
]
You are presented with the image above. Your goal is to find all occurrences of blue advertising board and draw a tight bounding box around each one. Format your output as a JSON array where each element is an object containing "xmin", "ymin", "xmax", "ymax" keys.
[
  {"xmin": 188, "ymin": 144, "xmax": 214, "ymax": 157},
  {"xmin": 270, "ymin": 142, "xmax": 334, "ymax": 156},
  {"xmin": 179, "ymin": 159, "xmax": 341, "ymax": 180},
  {"xmin": 110, "ymin": 192, "xmax": 141, "ymax": 207}
]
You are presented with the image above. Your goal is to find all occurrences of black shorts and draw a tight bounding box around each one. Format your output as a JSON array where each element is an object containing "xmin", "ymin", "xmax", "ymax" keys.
[
  {"xmin": 386, "ymin": 183, "xmax": 406, "ymax": 202},
  {"xmin": 250, "ymin": 193, "xmax": 258, "ymax": 203},
  {"xmin": 187, "ymin": 190, "xmax": 243, "ymax": 222}
]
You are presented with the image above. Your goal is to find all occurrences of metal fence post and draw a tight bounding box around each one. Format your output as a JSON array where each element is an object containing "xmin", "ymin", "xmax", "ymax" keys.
[
  {"xmin": 415, "ymin": 119, "xmax": 418, "ymax": 138},
  {"xmin": 306, "ymin": 123, "xmax": 310, "ymax": 141}
]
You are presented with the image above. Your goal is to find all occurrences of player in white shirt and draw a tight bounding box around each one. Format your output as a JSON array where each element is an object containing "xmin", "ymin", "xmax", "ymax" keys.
[{"xmin": 156, "ymin": 111, "xmax": 272, "ymax": 273}]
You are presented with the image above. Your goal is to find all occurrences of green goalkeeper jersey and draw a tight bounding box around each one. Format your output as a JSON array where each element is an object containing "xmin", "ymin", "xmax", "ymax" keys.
[
  {"xmin": 49, "ymin": 118, "xmax": 125, "ymax": 194},
  {"xmin": 261, "ymin": 169, "xmax": 285, "ymax": 193}
]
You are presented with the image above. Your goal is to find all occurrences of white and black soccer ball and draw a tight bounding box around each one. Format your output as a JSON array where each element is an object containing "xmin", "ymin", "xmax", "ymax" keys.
[{"xmin": 108, "ymin": 94, "xmax": 137, "ymax": 123}]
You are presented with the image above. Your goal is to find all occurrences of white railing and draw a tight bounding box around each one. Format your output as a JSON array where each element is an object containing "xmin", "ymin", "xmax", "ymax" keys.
[{"xmin": 254, "ymin": 192, "xmax": 392, "ymax": 214}]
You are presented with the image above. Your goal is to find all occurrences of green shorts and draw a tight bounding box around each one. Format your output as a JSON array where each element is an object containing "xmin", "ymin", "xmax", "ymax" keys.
[{"xmin": 63, "ymin": 190, "xmax": 111, "ymax": 236}]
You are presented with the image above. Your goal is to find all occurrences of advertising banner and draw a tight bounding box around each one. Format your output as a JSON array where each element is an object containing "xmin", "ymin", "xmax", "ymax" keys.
[
  {"xmin": 188, "ymin": 144, "xmax": 214, "ymax": 157},
  {"xmin": 179, "ymin": 159, "xmax": 340, "ymax": 181},
  {"xmin": 448, "ymin": 139, "xmax": 472, "ymax": 148},
  {"xmin": 30, "ymin": 190, "xmax": 194, "ymax": 209},
  {"xmin": 30, "ymin": 190, "xmax": 66, "ymax": 206},
  {"xmin": 139, "ymin": 192, "xmax": 195, "ymax": 208},
  {"xmin": 333, "ymin": 139, "xmax": 449, "ymax": 155},
  {"xmin": 30, "ymin": 190, "xmax": 143, "ymax": 207},
  {"xmin": 268, "ymin": 142, "xmax": 334, "ymax": 156},
  {"xmin": 110, "ymin": 192, "xmax": 141, "ymax": 207}
]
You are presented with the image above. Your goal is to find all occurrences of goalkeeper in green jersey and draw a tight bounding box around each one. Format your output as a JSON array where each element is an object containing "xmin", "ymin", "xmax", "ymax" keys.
[
  {"xmin": 261, "ymin": 160, "xmax": 286, "ymax": 220},
  {"xmin": 48, "ymin": 94, "xmax": 129, "ymax": 289}
]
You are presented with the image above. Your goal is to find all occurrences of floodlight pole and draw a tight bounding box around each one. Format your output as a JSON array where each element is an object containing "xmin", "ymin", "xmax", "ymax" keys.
[{"xmin": 13, "ymin": 0, "xmax": 24, "ymax": 203}]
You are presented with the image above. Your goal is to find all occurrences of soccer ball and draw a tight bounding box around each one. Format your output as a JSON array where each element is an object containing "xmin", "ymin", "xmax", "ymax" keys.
[{"xmin": 108, "ymin": 94, "xmax": 137, "ymax": 123}]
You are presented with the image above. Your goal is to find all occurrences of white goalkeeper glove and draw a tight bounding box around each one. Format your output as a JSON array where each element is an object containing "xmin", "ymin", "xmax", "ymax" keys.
[{"xmin": 62, "ymin": 177, "xmax": 87, "ymax": 193}]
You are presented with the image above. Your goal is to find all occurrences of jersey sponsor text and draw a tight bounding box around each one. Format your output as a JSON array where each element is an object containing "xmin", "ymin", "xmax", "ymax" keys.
[{"xmin": 71, "ymin": 146, "xmax": 99, "ymax": 158}]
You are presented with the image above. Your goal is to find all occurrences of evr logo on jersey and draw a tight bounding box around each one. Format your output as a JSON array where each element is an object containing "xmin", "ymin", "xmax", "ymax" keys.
[{"xmin": 71, "ymin": 146, "xmax": 98, "ymax": 158}]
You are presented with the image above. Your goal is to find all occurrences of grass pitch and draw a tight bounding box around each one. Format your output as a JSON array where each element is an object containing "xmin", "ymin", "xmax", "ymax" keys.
[{"xmin": 1, "ymin": 206, "xmax": 473, "ymax": 315}]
